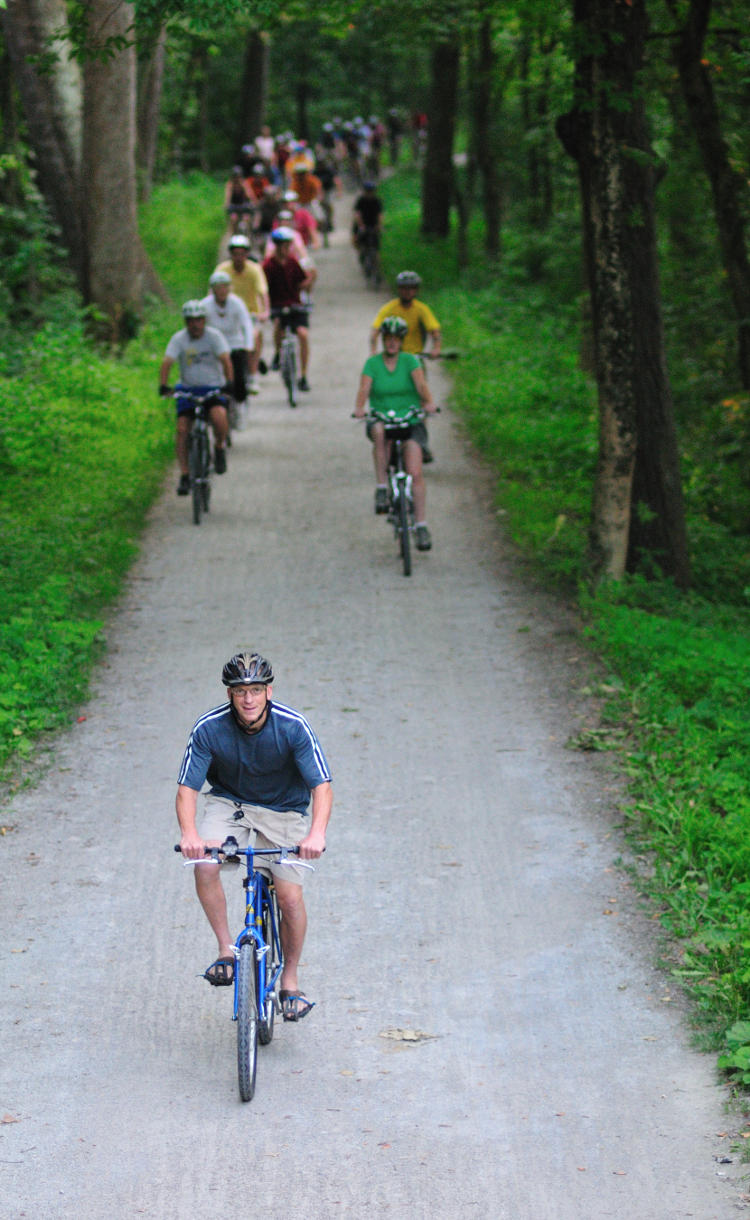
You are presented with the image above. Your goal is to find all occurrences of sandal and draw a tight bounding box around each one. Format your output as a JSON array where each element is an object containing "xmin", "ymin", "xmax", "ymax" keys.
[
  {"xmin": 203, "ymin": 956, "xmax": 235, "ymax": 986},
  {"xmin": 280, "ymin": 990, "xmax": 315, "ymax": 1021}
]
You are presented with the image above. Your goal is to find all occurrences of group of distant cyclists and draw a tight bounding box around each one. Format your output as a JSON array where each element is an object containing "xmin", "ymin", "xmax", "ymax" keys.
[{"xmin": 159, "ymin": 120, "xmax": 443, "ymax": 549}]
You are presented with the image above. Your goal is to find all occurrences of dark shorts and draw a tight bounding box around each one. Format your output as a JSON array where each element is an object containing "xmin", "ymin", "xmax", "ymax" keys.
[
  {"xmin": 230, "ymin": 350, "xmax": 248, "ymax": 402},
  {"xmin": 272, "ymin": 307, "xmax": 309, "ymax": 333},
  {"xmin": 175, "ymin": 384, "xmax": 226, "ymax": 418}
]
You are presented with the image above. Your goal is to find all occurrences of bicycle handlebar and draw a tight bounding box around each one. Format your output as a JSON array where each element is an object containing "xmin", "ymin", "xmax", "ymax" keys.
[{"xmin": 173, "ymin": 837, "xmax": 300, "ymax": 858}]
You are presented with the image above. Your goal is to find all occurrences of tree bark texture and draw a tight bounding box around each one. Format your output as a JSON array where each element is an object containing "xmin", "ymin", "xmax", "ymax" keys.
[
  {"xmin": 558, "ymin": 0, "xmax": 689, "ymax": 586},
  {"xmin": 421, "ymin": 41, "xmax": 460, "ymax": 237},
  {"xmin": 1, "ymin": 0, "xmax": 87, "ymax": 292},
  {"xmin": 83, "ymin": 0, "xmax": 141, "ymax": 336},
  {"xmin": 137, "ymin": 24, "xmax": 166, "ymax": 202},
  {"xmin": 671, "ymin": 0, "xmax": 750, "ymax": 390},
  {"xmin": 472, "ymin": 17, "xmax": 501, "ymax": 259},
  {"xmin": 237, "ymin": 29, "xmax": 268, "ymax": 148}
]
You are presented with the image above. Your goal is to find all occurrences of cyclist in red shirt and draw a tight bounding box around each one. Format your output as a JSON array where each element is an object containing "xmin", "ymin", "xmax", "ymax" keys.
[{"xmin": 262, "ymin": 227, "xmax": 314, "ymax": 392}]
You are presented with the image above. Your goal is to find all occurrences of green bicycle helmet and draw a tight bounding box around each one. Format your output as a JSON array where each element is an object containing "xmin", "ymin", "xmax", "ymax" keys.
[{"xmin": 380, "ymin": 316, "xmax": 408, "ymax": 338}]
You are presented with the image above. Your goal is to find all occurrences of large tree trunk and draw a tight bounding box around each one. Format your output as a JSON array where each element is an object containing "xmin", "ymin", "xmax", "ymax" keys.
[
  {"xmin": 1, "ymin": 0, "xmax": 87, "ymax": 293},
  {"xmin": 421, "ymin": 41, "xmax": 460, "ymax": 237},
  {"xmin": 670, "ymin": 0, "xmax": 750, "ymax": 389},
  {"xmin": 558, "ymin": 0, "xmax": 689, "ymax": 587},
  {"xmin": 137, "ymin": 24, "xmax": 166, "ymax": 203},
  {"xmin": 472, "ymin": 17, "xmax": 501, "ymax": 259},
  {"xmin": 237, "ymin": 29, "xmax": 268, "ymax": 149},
  {"xmin": 82, "ymin": 0, "xmax": 141, "ymax": 338}
]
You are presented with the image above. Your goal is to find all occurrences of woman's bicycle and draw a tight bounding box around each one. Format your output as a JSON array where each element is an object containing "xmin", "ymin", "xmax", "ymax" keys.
[
  {"xmin": 176, "ymin": 836, "xmax": 313, "ymax": 1102},
  {"xmin": 172, "ymin": 388, "xmax": 228, "ymax": 525},
  {"xmin": 356, "ymin": 406, "xmax": 427, "ymax": 577}
]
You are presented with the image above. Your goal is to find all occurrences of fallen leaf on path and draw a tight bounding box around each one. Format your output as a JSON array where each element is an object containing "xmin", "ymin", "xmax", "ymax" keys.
[
  {"xmin": 379, "ymin": 1028, "xmax": 438, "ymax": 1044},
  {"xmin": 1, "ymin": 1114, "xmax": 20, "ymax": 1124}
]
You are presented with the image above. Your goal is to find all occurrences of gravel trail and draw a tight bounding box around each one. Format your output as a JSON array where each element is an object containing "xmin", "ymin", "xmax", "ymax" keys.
[{"xmin": 0, "ymin": 209, "xmax": 745, "ymax": 1219}]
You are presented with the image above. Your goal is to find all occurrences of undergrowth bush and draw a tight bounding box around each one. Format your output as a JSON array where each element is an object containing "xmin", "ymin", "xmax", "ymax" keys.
[{"xmin": 0, "ymin": 174, "xmax": 221, "ymax": 791}]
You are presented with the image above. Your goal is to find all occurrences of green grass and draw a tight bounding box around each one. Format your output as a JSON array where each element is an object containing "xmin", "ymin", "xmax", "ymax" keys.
[
  {"xmin": 378, "ymin": 170, "xmax": 750, "ymax": 1083},
  {"xmin": 0, "ymin": 175, "xmax": 222, "ymax": 793}
]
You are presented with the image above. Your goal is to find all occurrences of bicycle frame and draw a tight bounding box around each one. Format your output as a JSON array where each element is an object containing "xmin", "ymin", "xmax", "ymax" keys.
[{"xmin": 232, "ymin": 843, "xmax": 284, "ymax": 1026}]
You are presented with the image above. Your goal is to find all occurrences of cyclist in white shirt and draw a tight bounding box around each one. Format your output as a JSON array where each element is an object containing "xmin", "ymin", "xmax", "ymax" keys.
[{"xmin": 201, "ymin": 271, "xmax": 255, "ymax": 424}]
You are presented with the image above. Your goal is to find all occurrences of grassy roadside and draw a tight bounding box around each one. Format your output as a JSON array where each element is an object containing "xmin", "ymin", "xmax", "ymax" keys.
[
  {"xmin": 0, "ymin": 174, "xmax": 221, "ymax": 796},
  {"xmin": 378, "ymin": 172, "xmax": 750, "ymax": 1082}
]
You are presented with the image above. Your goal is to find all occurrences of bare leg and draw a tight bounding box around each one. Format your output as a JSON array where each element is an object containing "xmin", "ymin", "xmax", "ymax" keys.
[
  {"xmin": 273, "ymin": 875, "xmax": 308, "ymax": 993},
  {"xmin": 404, "ymin": 438, "xmax": 427, "ymax": 520},
  {"xmin": 297, "ymin": 326, "xmax": 309, "ymax": 377},
  {"xmin": 194, "ymin": 864, "xmax": 235, "ymax": 958},
  {"xmin": 176, "ymin": 416, "xmax": 191, "ymax": 476},
  {"xmin": 371, "ymin": 422, "xmax": 388, "ymax": 484},
  {"xmin": 209, "ymin": 404, "xmax": 229, "ymax": 449}
]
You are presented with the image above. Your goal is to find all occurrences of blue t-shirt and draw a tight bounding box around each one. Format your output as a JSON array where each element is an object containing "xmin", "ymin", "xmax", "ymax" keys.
[{"xmin": 178, "ymin": 700, "xmax": 331, "ymax": 814}]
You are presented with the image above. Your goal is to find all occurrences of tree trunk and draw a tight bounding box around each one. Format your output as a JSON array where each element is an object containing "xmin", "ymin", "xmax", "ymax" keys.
[
  {"xmin": 1, "ymin": 0, "xmax": 87, "ymax": 292},
  {"xmin": 670, "ymin": 0, "xmax": 750, "ymax": 389},
  {"xmin": 557, "ymin": 0, "xmax": 689, "ymax": 587},
  {"xmin": 473, "ymin": 17, "xmax": 501, "ymax": 259},
  {"xmin": 82, "ymin": 0, "xmax": 141, "ymax": 338},
  {"xmin": 421, "ymin": 41, "xmax": 460, "ymax": 237},
  {"xmin": 137, "ymin": 24, "xmax": 166, "ymax": 202},
  {"xmin": 237, "ymin": 29, "xmax": 268, "ymax": 148}
]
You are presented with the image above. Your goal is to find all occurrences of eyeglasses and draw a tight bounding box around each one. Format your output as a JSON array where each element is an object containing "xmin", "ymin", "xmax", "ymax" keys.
[{"xmin": 231, "ymin": 685, "xmax": 267, "ymax": 697}]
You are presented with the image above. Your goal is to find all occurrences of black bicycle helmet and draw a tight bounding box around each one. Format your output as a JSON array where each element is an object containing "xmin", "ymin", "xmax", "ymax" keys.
[
  {"xmin": 396, "ymin": 269, "xmax": 421, "ymax": 287},
  {"xmin": 222, "ymin": 651, "xmax": 274, "ymax": 686},
  {"xmin": 380, "ymin": 316, "xmax": 408, "ymax": 338}
]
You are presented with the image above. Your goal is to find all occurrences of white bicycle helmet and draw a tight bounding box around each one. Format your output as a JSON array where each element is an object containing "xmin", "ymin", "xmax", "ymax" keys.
[{"xmin": 182, "ymin": 299, "xmax": 206, "ymax": 317}]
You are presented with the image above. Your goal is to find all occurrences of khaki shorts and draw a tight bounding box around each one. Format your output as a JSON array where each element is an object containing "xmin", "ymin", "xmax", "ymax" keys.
[{"xmin": 198, "ymin": 794, "xmax": 311, "ymax": 887}]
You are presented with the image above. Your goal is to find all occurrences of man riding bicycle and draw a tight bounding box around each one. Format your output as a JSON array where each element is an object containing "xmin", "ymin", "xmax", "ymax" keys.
[
  {"xmin": 262, "ymin": 226, "xmax": 314, "ymax": 392},
  {"xmin": 176, "ymin": 651, "xmax": 332, "ymax": 1021},
  {"xmin": 201, "ymin": 271, "xmax": 254, "ymax": 427},
  {"xmin": 352, "ymin": 180, "xmax": 383, "ymax": 258},
  {"xmin": 159, "ymin": 300, "xmax": 233, "ymax": 495},
  {"xmin": 214, "ymin": 235, "xmax": 270, "ymax": 395}
]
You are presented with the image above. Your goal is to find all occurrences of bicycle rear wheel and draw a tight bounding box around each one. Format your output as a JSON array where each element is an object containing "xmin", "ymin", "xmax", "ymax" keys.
[
  {"xmin": 236, "ymin": 941, "xmax": 258, "ymax": 1102},
  {"xmin": 258, "ymin": 888, "xmax": 281, "ymax": 1046},
  {"xmin": 398, "ymin": 482, "xmax": 412, "ymax": 576},
  {"xmin": 188, "ymin": 433, "xmax": 202, "ymax": 525}
]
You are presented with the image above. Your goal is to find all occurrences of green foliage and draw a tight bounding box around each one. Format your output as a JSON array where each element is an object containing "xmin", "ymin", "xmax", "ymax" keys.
[
  {"xmin": 0, "ymin": 173, "xmax": 226, "ymax": 787},
  {"xmin": 378, "ymin": 167, "xmax": 750, "ymax": 1083}
]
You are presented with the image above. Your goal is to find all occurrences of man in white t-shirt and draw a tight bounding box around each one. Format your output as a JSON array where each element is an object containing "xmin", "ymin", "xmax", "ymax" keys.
[
  {"xmin": 201, "ymin": 272, "xmax": 255, "ymax": 425},
  {"xmin": 159, "ymin": 300, "xmax": 233, "ymax": 495}
]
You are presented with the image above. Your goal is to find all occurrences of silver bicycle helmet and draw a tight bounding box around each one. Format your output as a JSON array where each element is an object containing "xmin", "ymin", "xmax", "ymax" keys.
[
  {"xmin": 182, "ymin": 299, "xmax": 206, "ymax": 317},
  {"xmin": 209, "ymin": 270, "xmax": 231, "ymax": 286},
  {"xmin": 228, "ymin": 234, "xmax": 250, "ymax": 249},
  {"xmin": 222, "ymin": 651, "xmax": 274, "ymax": 687},
  {"xmin": 396, "ymin": 270, "xmax": 421, "ymax": 287}
]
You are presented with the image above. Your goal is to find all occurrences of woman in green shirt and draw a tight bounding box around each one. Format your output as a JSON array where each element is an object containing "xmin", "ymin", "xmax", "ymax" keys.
[{"xmin": 353, "ymin": 316, "xmax": 437, "ymax": 550}]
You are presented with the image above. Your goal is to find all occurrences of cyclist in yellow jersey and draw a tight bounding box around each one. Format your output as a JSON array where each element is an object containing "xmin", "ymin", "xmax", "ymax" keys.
[
  {"xmin": 370, "ymin": 270, "xmax": 441, "ymax": 461},
  {"xmin": 214, "ymin": 235, "xmax": 270, "ymax": 393}
]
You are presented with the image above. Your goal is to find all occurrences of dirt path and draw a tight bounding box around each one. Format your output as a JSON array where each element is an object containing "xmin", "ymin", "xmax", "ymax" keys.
[{"xmin": 1, "ymin": 206, "xmax": 745, "ymax": 1219}]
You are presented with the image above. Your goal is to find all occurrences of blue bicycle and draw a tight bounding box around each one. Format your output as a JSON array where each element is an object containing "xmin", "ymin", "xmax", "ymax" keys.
[{"xmin": 177, "ymin": 835, "xmax": 312, "ymax": 1101}]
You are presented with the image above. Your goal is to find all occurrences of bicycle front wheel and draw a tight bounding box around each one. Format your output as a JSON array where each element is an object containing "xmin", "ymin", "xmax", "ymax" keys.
[
  {"xmin": 236, "ymin": 941, "xmax": 258, "ymax": 1102},
  {"xmin": 281, "ymin": 338, "xmax": 297, "ymax": 407},
  {"xmin": 200, "ymin": 432, "xmax": 211, "ymax": 513},
  {"xmin": 398, "ymin": 482, "xmax": 412, "ymax": 576},
  {"xmin": 188, "ymin": 434, "xmax": 202, "ymax": 525}
]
